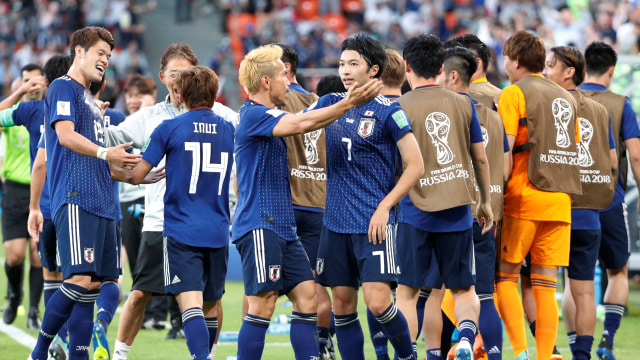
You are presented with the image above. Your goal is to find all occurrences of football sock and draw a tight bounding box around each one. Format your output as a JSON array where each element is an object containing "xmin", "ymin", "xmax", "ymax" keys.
[
  {"xmin": 5, "ymin": 262, "xmax": 23, "ymax": 300},
  {"xmin": 376, "ymin": 303, "xmax": 415, "ymax": 359},
  {"xmin": 441, "ymin": 310, "xmax": 456, "ymax": 356},
  {"xmin": 531, "ymin": 273, "xmax": 558, "ymax": 360},
  {"xmin": 441, "ymin": 290, "xmax": 457, "ymax": 326},
  {"xmin": 478, "ymin": 294, "xmax": 502, "ymax": 360},
  {"xmin": 30, "ymin": 283, "xmax": 88, "ymax": 360},
  {"xmin": 237, "ymin": 313, "xmax": 269, "ymax": 360},
  {"xmin": 416, "ymin": 289, "xmax": 429, "ymax": 338},
  {"xmin": 367, "ymin": 308, "xmax": 389, "ymax": 359},
  {"xmin": 290, "ymin": 312, "xmax": 318, "ymax": 359},
  {"xmin": 96, "ymin": 281, "xmax": 120, "ymax": 329},
  {"xmin": 29, "ymin": 266, "xmax": 44, "ymax": 311},
  {"xmin": 182, "ymin": 307, "xmax": 210, "ymax": 360},
  {"xmin": 426, "ymin": 348, "xmax": 443, "ymax": 360},
  {"xmin": 602, "ymin": 303, "xmax": 624, "ymax": 347},
  {"xmin": 567, "ymin": 331, "xmax": 577, "ymax": 355},
  {"xmin": 458, "ymin": 320, "xmax": 477, "ymax": 347},
  {"xmin": 574, "ymin": 335, "xmax": 593, "ymax": 360},
  {"xmin": 335, "ymin": 313, "xmax": 365, "ymax": 360},
  {"xmin": 44, "ymin": 281, "xmax": 68, "ymax": 342},
  {"xmin": 112, "ymin": 340, "xmax": 131, "ymax": 360},
  {"xmin": 496, "ymin": 272, "xmax": 528, "ymax": 356},
  {"xmin": 205, "ymin": 317, "xmax": 219, "ymax": 349},
  {"xmin": 67, "ymin": 289, "xmax": 99, "ymax": 360},
  {"xmin": 528, "ymin": 320, "xmax": 536, "ymax": 337}
]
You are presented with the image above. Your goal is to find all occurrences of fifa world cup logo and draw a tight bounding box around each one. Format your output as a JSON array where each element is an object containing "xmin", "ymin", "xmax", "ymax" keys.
[
  {"xmin": 576, "ymin": 117, "xmax": 594, "ymax": 167},
  {"xmin": 552, "ymin": 98, "xmax": 573, "ymax": 148},
  {"xmin": 304, "ymin": 129, "xmax": 322, "ymax": 165},
  {"xmin": 481, "ymin": 126, "xmax": 489, "ymax": 148},
  {"xmin": 425, "ymin": 112, "xmax": 455, "ymax": 165}
]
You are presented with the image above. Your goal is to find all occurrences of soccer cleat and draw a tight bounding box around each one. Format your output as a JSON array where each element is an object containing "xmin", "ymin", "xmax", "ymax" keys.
[
  {"xmin": 48, "ymin": 335, "xmax": 69, "ymax": 360},
  {"xmin": 165, "ymin": 327, "xmax": 185, "ymax": 340},
  {"xmin": 321, "ymin": 334, "xmax": 337, "ymax": 360},
  {"xmin": 596, "ymin": 337, "xmax": 616, "ymax": 360},
  {"xmin": 27, "ymin": 308, "xmax": 41, "ymax": 330},
  {"xmin": 514, "ymin": 350, "xmax": 530, "ymax": 360},
  {"xmin": 473, "ymin": 334, "xmax": 487, "ymax": 360},
  {"xmin": 447, "ymin": 343, "xmax": 457, "ymax": 360},
  {"xmin": 455, "ymin": 340, "xmax": 473, "ymax": 360},
  {"xmin": 550, "ymin": 345, "xmax": 562, "ymax": 360},
  {"xmin": 2, "ymin": 297, "xmax": 20, "ymax": 324},
  {"xmin": 92, "ymin": 322, "xmax": 110, "ymax": 360}
]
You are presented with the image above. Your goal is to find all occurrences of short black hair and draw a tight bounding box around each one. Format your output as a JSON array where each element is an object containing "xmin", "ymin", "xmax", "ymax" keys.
[
  {"xmin": 443, "ymin": 40, "xmax": 463, "ymax": 49},
  {"xmin": 452, "ymin": 33, "xmax": 491, "ymax": 73},
  {"xmin": 275, "ymin": 43, "xmax": 299, "ymax": 76},
  {"xmin": 584, "ymin": 41, "xmax": 617, "ymax": 76},
  {"xmin": 443, "ymin": 47, "xmax": 478, "ymax": 86},
  {"xmin": 20, "ymin": 63, "xmax": 44, "ymax": 78},
  {"xmin": 89, "ymin": 75, "xmax": 106, "ymax": 96},
  {"xmin": 340, "ymin": 34, "xmax": 387, "ymax": 79},
  {"xmin": 316, "ymin": 75, "xmax": 346, "ymax": 96},
  {"xmin": 43, "ymin": 55, "xmax": 72, "ymax": 85},
  {"xmin": 403, "ymin": 34, "xmax": 444, "ymax": 79}
]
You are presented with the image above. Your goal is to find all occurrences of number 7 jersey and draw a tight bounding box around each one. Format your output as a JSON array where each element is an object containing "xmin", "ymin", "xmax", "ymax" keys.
[{"xmin": 315, "ymin": 93, "xmax": 412, "ymax": 234}]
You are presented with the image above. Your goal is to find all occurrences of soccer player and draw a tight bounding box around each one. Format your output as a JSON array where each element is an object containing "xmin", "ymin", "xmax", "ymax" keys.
[
  {"xmin": 452, "ymin": 34, "xmax": 502, "ymax": 106},
  {"xmin": 579, "ymin": 41, "xmax": 640, "ymax": 360},
  {"xmin": 313, "ymin": 34, "xmax": 424, "ymax": 360},
  {"xmin": 276, "ymin": 43, "xmax": 335, "ymax": 359},
  {"xmin": 106, "ymin": 43, "xmax": 238, "ymax": 360},
  {"xmin": 0, "ymin": 64, "xmax": 47, "ymax": 329},
  {"xmin": 495, "ymin": 30, "xmax": 581, "ymax": 360},
  {"xmin": 543, "ymin": 45, "xmax": 617, "ymax": 360},
  {"xmin": 114, "ymin": 65, "xmax": 234, "ymax": 360},
  {"xmin": 233, "ymin": 43, "xmax": 382, "ymax": 360},
  {"xmin": 395, "ymin": 36, "xmax": 492, "ymax": 360},
  {"xmin": 28, "ymin": 26, "xmax": 141, "ymax": 360}
]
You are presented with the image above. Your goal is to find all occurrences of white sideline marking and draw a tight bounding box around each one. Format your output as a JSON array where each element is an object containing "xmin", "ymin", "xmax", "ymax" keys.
[{"xmin": 0, "ymin": 321, "xmax": 37, "ymax": 349}]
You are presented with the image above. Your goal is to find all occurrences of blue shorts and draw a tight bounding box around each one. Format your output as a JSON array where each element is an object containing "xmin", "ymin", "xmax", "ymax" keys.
[
  {"xmin": 294, "ymin": 209, "xmax": 323, "ymax": 271},
  {"xmin": 396, "ymin": 223, "xmax": 474, "ymax": 290},
  {"xmin": 38, "ymin": 219, "xmax": 60, "ymax": 272},
  {"xmin": 568, "ymin": 229, "xmax": 601, "ymax": 281},
  {"xmin": 116, "ymin": 221, "xmax": 123, "ymax": 277},
  {"xmin": 599, "ymin": 203, "xmax": 630, "ymax": 270},
  {"xmin": 472, "ymin": 221, "xmax": 496, "ymax": 294},
  {"xmin": 316, "ymin": 225, "xmax": 398, "ymax": 289},
  {"xmin": 235, "ymin": 229, "xmax": 313, "ymax": 296},
  {"xmin": 164, "ymin": 237, "xmax": 228, "ymax": 301},
  {"xmin": 54, "ymin": 204, "xmax": 118, "ymax": 280}
]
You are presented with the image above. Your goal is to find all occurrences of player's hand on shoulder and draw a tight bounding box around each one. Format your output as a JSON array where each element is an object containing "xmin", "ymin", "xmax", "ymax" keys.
[
  {"xmin": 106, "ymin": 141, "xmax": 142, "ymax": 169},
  {"xmin": 142, "ymin": 166, "xmax": 165, "ymax": 184},
  {"xmin": 368, "ymin": 204, "xmax": 390, "ymax": 244},
  {"xmin": 476, "ymin": 201, "xmax": 494, "ymax": 235},
  {"xmin": 27, "ymin": 210, "xmax": 44, "ymax": 243},
  {"xmin": 95, "ymin": 99, "xmax": 110, "ymax": 117},
  {"xmin": 345, "ymin": 79, "xmax": 383, "ymax": 108},
  {"xmin": 140, "ymin": 94, "xmax": 156, "ymax": 108}
]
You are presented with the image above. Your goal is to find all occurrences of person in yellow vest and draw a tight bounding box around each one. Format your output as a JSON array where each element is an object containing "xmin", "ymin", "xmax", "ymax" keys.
[
  {"xmin": 543, "ymin": 45, "xmax": 617, "ymax": 360},
  {"xmin": 496, "ymin": 30, "xmax": 581, "ymax": 360}
]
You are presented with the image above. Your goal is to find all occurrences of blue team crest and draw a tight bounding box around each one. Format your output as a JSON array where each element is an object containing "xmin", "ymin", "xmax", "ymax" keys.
[
  {"xmin": 316, "ymin": 258, "xmax": 324, "ymax": 275},
  {"xmin": 84, "ymin": 248, "xmax": 95, "ymax": 263},
  {"xmin": 358, "ymin": 118, "xmax": 375, "ymax": 138},
  {"xmin": 269, "ymin": 265, "xmax": 281, "ymax": 282}
]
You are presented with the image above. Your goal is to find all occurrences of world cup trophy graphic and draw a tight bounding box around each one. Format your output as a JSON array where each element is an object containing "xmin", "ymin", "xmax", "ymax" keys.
[
  {"xmin": 481, "ymin": 126, "xmax": 489, "ymax": 148},
  {"xmin": 552, "ymin": 98, "xmax": 573, "ymax": 148},
  {"xmin": 426, "ymin": 112, "xmax": 455, "ymax": 165},
  {"xmin": 576, "ymin": 117, "xmax": 594, "ymax": 167},
  {"xmin": 304, "ymin": 129, "xmax": 322, "ymax": 165}
]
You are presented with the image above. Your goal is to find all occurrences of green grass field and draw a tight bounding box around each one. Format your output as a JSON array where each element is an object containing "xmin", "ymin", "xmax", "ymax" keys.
[{"xmin": 2, "ymin": 246, "xmax": 640, "ymax": 359}]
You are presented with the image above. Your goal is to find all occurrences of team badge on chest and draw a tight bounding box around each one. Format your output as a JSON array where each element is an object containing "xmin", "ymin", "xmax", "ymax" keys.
[
  {"xmin": 269, "ymin": 265, "xmax": 281, "ymax": 282},
  {"xmin": 358, "ymin": 118, "xmax": 375, "ymax": 138},
  {"xmin": 84, "ymin": 248, "xmax": 95, "ymax": 263}
]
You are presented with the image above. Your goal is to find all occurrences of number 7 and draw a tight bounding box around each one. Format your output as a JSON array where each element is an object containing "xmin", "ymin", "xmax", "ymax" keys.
[{"xmin": 342, "ymin": 137, "xmax": 352, "ymax": 161}]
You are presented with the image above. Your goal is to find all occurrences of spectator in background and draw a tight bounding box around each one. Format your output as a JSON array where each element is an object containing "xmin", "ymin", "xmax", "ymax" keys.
[{"xmin": 115, "ymin": 40, "xmax": 149, "ymax": 78}]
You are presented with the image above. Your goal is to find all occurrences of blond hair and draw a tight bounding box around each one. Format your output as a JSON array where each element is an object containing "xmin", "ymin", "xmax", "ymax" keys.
[
  {"xmin": 381, "ymin": 49, "xmax": 406, "ymax": 88},
  {"xmin": 239, "ymin": 44, "xmax": 283, "ymax": 95}
]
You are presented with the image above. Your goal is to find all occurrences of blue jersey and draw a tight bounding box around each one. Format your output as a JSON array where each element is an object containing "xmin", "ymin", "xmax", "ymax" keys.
[
  {"xmin": 45, "ymin": 75, "xmax": 115, "ymax": 220},
  {"xmin": 398, "ymin": 93, "xmax": 484, "ymax": 233},
  {"xmin": 232, "ymin": 100, "xmax": 297, "ymax": 242},
  {"xmin": 105, "ymin": 108, "xmax": 126, "ymax": 222},
  {"xmin": 143, "ymin": 108, "xmax": 235, "ymax": 248},
  {"xmin": 315, "ymin": 93, "xmax": 412, "ymax": 233},
  {"xmin": 12, "ymin": 99, "xmax": 45, "ymax": 166},
  {"xmin": 37, "ymin": 134, "xmax": 52, "ymax": 220},
  {"xmin": 579, "ymin": 82, "xmax": 640, "ymax": 208}
]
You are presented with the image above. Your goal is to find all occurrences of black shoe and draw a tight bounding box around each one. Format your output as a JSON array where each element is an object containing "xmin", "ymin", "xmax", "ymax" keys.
[
  {"xmin": 165, "ymin": 327, "xmax": 185, "ymax": 340},
  {"xmin": 27, "ymin": 308, "xmax": 41, "ymax": 329},
  {"xmin": 2, "ymin": 297, "xmax": 20, "ymax": 324}
]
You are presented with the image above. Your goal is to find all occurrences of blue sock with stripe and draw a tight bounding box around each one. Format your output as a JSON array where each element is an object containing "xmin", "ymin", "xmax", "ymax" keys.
[
  {"xmin": 182, "ymin": 307, "xmax": 210, "ymax": 360},
  {"xmin": 602, "ymin": 303, "xmax": 624, "ymax": 347},
  {"xmin": 205, "ymin": 317, "xmax": 218, "ymax": 349},
  {"xmin": 426, "ymin": 348, "xmax": 443, "ymax": 360},
  {"xmin": 574, "ymin": 335, "xmax": 593, "ymax": 360},
  {"xmin": 335, "ymin": 313, "xmax": 365, "ymax": 360},
  {"xmin": 478, "ymin": 294, "xmax": 502, "ymax": 360},
  {"xmin": 367, "ymin": 308, "xmax": 389, "ymax": 359},
  {"xmin": 44, "ymin": 280, "xmax": 68, "ymax": 343},
  {"xmin": 567, "ymin": 331, "xmax": 577, "ymax": 355},
  {"xmin": 96, "ymin": 281, "xmax": 119, "ymax": 329},
  {"xmin": 290, "ymin": 312, "xmax": 318, "ymax": 359},
  {"xmin": 375, "ymin": 304, "xmax": 415, "ymax": 360},
  {"xmin": 457, "ymin": 319, "xmax": 478, "ymax": 348},
  {"xmin": 68, "ymin": 289, "xmax": 99, "ymax": 360},
  {"xmin": 238, "ymin": 313, "xmax": 270, "ymax": 360},
  {"xmin": 416, "ymin": 289, "xmax": 429, "ymax": 340},
  {"xmin": 31, "ymin": 283, "xmax": 88, "ymax": 360}
]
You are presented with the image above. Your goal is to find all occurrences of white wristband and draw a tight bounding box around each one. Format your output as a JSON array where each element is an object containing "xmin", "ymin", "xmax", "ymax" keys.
[{"xmin": 97, "ymin": 147, "xmax": 108, "ymax": 160}]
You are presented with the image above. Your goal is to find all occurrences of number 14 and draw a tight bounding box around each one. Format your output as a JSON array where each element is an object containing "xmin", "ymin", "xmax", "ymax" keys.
[{"xmin": 185, "ymin": 142, "xmax": 228, "ymax": 195}]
